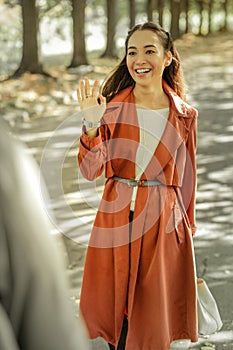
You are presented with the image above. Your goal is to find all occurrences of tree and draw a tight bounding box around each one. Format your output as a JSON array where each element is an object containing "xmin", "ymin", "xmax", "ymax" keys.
[
  {"xmin": 68, "ymin": 0, "xmax": 88, "ymax": 67},
  {"xmin": 147, "ymin": 0, "xmax": 155, "ymax": 21},
  {"xmin": 147, "ymin": 0, "xmax": 164, "ymax": 26},
  {"xmin": 170, "ymin": 0, "xmax": 181, "ymax": 39},
  {"xmin": 223, "ymin": 0, "xmax": 230, "ymax": 31},
  {"xmin": 158, "ymin": 0, "xmax": 164, "ymax": 26},
  {"xmin": 14, "ymin": 0, "xmax": 43, "ymax": 76},
  {"xmin": 197, "ymin": 0, "xmax": 204, "ymax": 35},
  {"xmin": 101, "ymin": 0, "xmax": 118, "ymax": 58},
  {"xmin": 129, "ymin": 0, "xmax": 136, "ymax": 28},
  {"xmin": 208, "ymin": 0, "xmax": 214, "ymax": 34},
  {"xmin": 184, "ymin": 0, "xmax": 190, "ymax": 33}
]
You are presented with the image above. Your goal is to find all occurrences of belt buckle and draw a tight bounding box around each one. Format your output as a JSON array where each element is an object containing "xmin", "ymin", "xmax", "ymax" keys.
[
  {"xmin": 137, "ymin": 180, "xmax": 145, "ymax": 187},
  {"xmin": 127, "ymin": 179, "xmax": 145, "ymax": 187}
]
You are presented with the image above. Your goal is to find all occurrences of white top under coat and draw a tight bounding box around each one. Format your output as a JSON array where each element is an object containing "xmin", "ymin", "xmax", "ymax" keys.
[{"xmin": 130, "ymin": 107, "xmax": 169, "ymax": 211}]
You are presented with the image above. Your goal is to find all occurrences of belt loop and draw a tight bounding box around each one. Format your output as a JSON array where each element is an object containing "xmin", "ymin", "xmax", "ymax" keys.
[{"xmin": 127, "ymin": 180, "xmax": 135, "ymax": 188}]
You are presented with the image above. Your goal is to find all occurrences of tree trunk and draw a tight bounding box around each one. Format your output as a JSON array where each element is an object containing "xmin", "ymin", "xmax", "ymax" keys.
[
  {"xmin": 147, "ymin": 0, "xmax": 154, "ymax": 21},
  {"xmin": 101, "ymin": 0, "xmax": 118, "ymax": 58},
  {"xmin": 223, "ymin": 0, "xmax": 229, "ymax": 31},
  {"xmin": 184, "ymin": 0, "xmax": 189, "ymax": 33},
  {"xmin": 198, "ymin": 0, "xmax": 204, "ymax": 35},
  {"xmin": 170, "ymin": 0, "xmax": 181, "ymax": 40},
  {"xmin": 208, "ymin": 0, "xmax": 214, "ymax": 34},
  {"xmin": 69, "ymin": 0, "xmax": 88, "ymax": 67},
  {"xmin": 158, "ymin": 0, "xmax": 164, "ymax": 27},
  {"xmin": 129, "ymin": 0, "xmax": 136, "ymax": 28},
  {"xmin": 14, "ymin": 0, "xmax": 43, "ymax": 76}
]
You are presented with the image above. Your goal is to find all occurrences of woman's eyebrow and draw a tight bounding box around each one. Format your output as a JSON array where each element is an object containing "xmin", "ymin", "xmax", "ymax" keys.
[
  {"xmin": 128, "ymin": 44, "xmax": 157, "ymax": 50},
  {"xmin": 144, "ymin": 44, "xmax": 157, "ymax": 48}
]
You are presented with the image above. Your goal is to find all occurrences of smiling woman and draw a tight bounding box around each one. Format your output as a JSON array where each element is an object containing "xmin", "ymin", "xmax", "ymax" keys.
[
  {"xmin": 101, "ymin": 22, "xmax": 185, "ymax": 104},
  {"xmin": 77, "ymin": 22, "xmax": 198, "ymax": 350}
]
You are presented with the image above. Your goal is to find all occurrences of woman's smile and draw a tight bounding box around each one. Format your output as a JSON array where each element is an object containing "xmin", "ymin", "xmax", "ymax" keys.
[{"xmin": 135, "ymin": 68, "xmax": 152, "ymax": 76}]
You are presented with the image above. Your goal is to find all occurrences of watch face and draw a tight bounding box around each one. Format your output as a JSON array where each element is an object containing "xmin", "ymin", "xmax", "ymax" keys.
[{"xmin": 82, "ymin": 118, "xmax": 101, "ymax": 129}]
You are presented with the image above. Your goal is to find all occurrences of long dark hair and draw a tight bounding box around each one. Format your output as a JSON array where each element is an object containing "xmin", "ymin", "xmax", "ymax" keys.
[{"xmin": 101, "ymin": 22, "xmax": 185, "ymax": 102}]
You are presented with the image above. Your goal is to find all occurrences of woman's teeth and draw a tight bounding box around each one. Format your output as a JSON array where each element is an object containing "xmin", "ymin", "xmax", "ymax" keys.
[{"xmin": 135, "ymin": 68, "xmax": 151, "ymax": 74}]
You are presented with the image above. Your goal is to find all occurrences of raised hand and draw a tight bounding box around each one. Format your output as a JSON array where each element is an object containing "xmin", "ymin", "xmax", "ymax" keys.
[{"xmin": 77, "ymin": 77, "xmax": 106, "ymax": 123}]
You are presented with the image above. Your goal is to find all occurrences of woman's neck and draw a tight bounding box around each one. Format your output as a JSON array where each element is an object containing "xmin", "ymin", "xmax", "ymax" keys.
[{"xmin": 133, "ymin": 84, "xmax": 169, "ymax": 110}]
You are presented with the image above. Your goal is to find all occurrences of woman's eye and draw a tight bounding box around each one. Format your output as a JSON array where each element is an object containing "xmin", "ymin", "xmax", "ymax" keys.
[
  {"xmin": 146, "ymin": 50, "xmax": 155, "ymax": 54},
  {"xmin": 128, "ymin": 51, "xmax": 136, "ymax": 56}
]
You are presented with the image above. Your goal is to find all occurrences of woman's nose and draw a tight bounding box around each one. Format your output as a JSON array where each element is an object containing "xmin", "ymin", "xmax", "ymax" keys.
[{"xmin": 135, "ymin": 54, "xmax": 146, "ymax": 64}]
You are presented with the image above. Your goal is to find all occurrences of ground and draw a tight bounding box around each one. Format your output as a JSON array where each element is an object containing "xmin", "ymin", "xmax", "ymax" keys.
[{"xmin": 0, "ymin": 32, "xmax": 233, "ymax": 350}]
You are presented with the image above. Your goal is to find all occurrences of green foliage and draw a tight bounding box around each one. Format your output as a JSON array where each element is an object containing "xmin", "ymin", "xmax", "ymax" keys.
[
  {"xmin": 38, "ymin": 0, "xmax": 71, "ymax": 17},
  {"xmin": 87, "ymin": 0, "xmax": 105, "ymax": 7},
  {"xmin": 3, "ymin": 0, "xmax": 19, "ymax": 7}
]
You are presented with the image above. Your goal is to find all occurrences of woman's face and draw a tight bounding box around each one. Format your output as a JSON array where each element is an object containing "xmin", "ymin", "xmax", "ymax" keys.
[{"xmin": 126, "ymin": 30, "xmax": 171, "ymax": 87}]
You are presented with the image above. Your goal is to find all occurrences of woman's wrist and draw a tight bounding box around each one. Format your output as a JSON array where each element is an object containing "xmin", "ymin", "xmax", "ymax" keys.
[
  {"xmin": 85, "ymin": 127, "xmax": 98, "ymax": 137},
  {"xmin": 82, "ymin": 117, "xmax": 100, "ymax": 137},
  {"xmin": 82, "ymin": 117, "xmax": 101, "ymax": 129}
]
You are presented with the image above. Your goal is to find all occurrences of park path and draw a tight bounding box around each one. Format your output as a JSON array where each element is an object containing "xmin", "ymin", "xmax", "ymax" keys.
[
  {"xmin": 180, "ymin": 33, "xmax": 233, "ymax": 350},
  {"xmin": 1, "ymin": 32, "xmax": 233, "ymax": 350}
]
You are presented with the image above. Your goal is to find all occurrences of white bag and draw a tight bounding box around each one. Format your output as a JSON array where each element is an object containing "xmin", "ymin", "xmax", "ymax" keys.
[{"xmin": 197, "ymin": 278, "xmax": 223, "ymax": 335}]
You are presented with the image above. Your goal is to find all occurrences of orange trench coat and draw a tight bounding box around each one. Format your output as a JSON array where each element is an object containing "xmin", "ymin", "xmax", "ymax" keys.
[{"xmin": 78, "ymin": 81, "xmax": 198, "ymax": 350}]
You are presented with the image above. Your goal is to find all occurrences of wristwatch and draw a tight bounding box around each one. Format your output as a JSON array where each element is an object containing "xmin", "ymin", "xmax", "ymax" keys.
[{"xmin": 82, "ymin": 117, "xmax": 101, "ymax": 128}]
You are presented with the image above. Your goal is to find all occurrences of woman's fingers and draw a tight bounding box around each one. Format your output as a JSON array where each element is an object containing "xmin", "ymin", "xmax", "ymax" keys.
[
  {"xmin": 84, "ymin": 77, "xmax": 91, "ymax": 97},
  {"xmin": 92, "ymin": 80, "xmax": 99, "ymax": 98},
  {"xmin": 79, "ymin": 79, "xmax": 86, "ymax": 100},
  {"xmin": 78, "ymin": 78, "xmax": 99, "ymax": 102},
  {"xmin": 77, "ymin": 87, "xmax": 82, "ymax": 103}
]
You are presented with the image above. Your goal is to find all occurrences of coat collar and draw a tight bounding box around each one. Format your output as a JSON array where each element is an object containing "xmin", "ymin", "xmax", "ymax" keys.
[{"xmin": 109, "ymin": 80, "xmax": 194, "ymax": 118}]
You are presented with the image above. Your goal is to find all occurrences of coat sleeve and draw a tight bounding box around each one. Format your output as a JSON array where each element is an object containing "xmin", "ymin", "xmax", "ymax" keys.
[
  {"xmin": 181, "ymin": 111, "xmax": 198, "ymax": 236},
  {"xmin": 78, "ymin": 125, "xmax": 107, "ymax": 181}
]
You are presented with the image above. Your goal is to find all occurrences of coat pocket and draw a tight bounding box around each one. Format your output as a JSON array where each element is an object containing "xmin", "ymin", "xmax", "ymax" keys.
[{"xmin": 173, "ymin": 204, "xmax": 186, "ymax": 244}]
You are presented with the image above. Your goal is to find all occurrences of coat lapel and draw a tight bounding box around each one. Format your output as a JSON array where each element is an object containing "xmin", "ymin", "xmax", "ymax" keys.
[{"xmin": 141, "ymin": 81, "xmax": 195, "ymax": 180}]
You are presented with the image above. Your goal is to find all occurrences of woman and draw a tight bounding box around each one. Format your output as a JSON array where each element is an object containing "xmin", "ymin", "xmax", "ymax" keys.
[{"xmin": 77, "ymin": 22, "xmax": 198, "ymax": 350}]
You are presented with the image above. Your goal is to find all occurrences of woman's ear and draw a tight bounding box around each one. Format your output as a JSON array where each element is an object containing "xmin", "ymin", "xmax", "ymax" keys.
[{"xmin": 165, "ymin": 51, "xmax": 172, "ymax": 67}]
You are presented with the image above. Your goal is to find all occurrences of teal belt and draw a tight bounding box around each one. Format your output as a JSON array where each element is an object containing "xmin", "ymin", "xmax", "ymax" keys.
[{"xmin": 112, "ymin": 176, "xmax": 162, "ymax": 188}]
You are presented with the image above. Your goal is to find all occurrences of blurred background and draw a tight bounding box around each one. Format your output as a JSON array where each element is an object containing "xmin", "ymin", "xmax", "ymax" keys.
[
  {"xmin": 0, "ymin": 0, "xmax": 232, "ymax": 78},
  {"xmin": 0, "ymin": 1, "xmax": 233, "ymax": 349}
]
